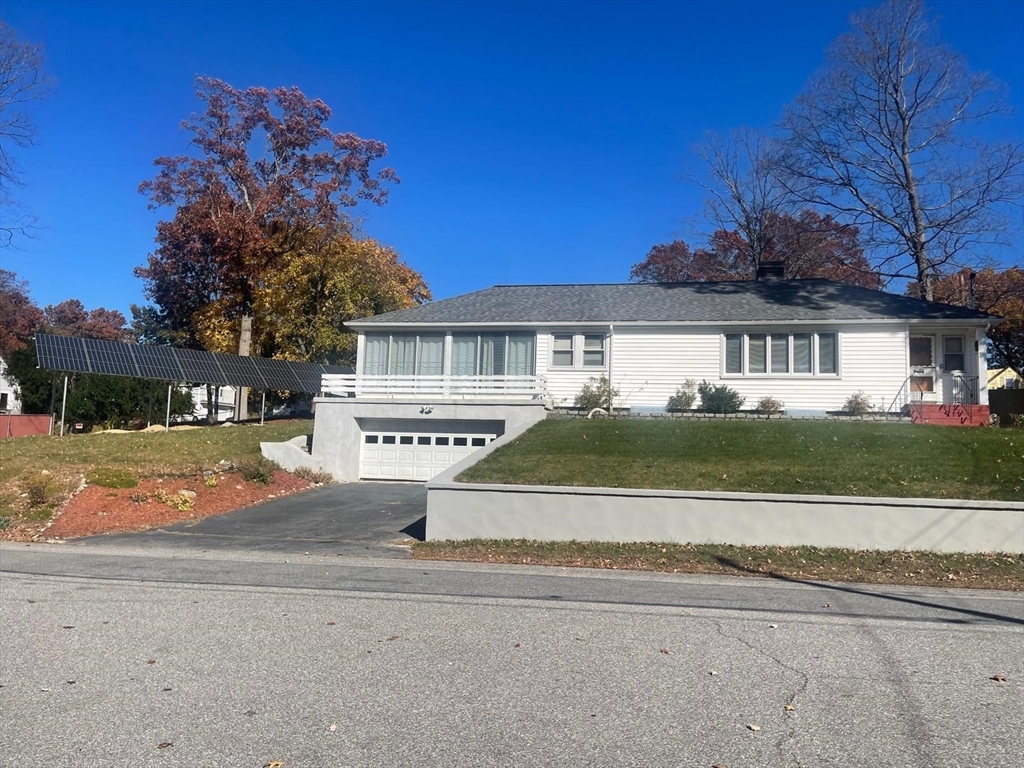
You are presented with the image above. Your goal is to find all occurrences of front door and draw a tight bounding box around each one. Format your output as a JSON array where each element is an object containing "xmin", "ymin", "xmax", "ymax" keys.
[
  {"xmin": 909, "ymin": 336, "xmax": 937, "ymax": 402},
  {"xmin": 940, "ymin": 335, "xmax": 969, "ymax": 403}
]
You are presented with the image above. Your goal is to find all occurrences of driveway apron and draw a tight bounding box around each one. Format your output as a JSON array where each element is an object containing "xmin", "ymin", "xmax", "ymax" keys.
[{"xmin": 73, "ymin": 482, "xmax": 427, "ymax": 557}]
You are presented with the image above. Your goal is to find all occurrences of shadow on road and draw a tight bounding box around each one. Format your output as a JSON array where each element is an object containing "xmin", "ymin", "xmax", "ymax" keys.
[{"xmin": 715, "ymin": 556, "xmax": 1024, "ymax": 626}]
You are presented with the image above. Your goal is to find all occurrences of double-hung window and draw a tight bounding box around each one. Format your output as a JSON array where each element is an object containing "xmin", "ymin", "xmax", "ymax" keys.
[
  {"xmin": 552, "ymin": 333, "xmax": 607, "ymax": 368},
  {"xmin": 943, "ymin": 337, "xmax": 965, "ymax": 372},
  {"xmin": 723, "ymin": 332, "xmax": 838, "ymax": 376}
]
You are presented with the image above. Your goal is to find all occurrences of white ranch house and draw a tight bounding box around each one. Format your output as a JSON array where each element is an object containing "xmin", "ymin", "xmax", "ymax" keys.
[{"xmin": 269, "ymin": 276, "xmax": 998, "ymax": 482}]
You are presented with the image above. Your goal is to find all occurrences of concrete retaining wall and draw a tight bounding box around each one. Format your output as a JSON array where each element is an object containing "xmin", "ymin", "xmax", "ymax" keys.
[{"xmin": 426, "ymin": 474, "xmax": 1024, "ymax": 554}]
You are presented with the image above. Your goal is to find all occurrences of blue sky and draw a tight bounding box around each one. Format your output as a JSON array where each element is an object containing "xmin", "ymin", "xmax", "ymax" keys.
[{"xmin": 1, "ymin": 0, "xmax": 1022, "ymax": 318}]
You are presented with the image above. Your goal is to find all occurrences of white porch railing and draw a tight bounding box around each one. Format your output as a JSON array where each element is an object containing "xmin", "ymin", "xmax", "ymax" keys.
[{"xmin": 321, "ymin": 374, "xmax": 548, "ymax": 400}]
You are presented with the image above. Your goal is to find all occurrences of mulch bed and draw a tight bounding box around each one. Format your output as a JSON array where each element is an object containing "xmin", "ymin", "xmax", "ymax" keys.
[{"xmin": 20, "ymin": 471, "xmax": 314, "ymax": 540}]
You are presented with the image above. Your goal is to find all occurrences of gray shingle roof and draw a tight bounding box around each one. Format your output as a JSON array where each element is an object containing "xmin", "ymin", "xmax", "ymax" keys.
[{"xmin": 348, "ymin": 279, "xmax": 999, "ymax": 326}]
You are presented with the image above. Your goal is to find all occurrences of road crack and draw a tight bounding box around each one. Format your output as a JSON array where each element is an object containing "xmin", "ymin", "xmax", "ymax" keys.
[{"xmin": 712, "ymin": 621, "xmax": 809, "ymax": 768}]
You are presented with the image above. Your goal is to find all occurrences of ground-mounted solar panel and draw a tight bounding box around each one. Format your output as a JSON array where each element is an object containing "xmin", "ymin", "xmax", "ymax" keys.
[
  {"xmin": 209, "ymin": 353, "xmax": 267, "ymax": 389},
  {"xmin": 251, "ymin": 358, "xmax": 299, "ymax": 391},
  {"xmin": 81, "ymin": 337, "xmax": 140, "ymax": 378},
  {"xmin": 285, "ymin": 361, "xmax": 323, "ymax": 393},
  {"xmin": 173, "ymin": 348, "xmax": 230, "ymax": 386},
  {"xmin": 131, "ymin": 344, "xmax": 185, "ymax": 381},
  {"xmin": 35, "ymin": 334, "xmax": 91, "ymax": 374}
]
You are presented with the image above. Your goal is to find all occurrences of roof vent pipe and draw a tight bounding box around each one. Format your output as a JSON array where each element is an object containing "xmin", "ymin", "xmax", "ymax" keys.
[{"xmin": 756, "ymin": 262, "xmax": 786, "ymax": 280}]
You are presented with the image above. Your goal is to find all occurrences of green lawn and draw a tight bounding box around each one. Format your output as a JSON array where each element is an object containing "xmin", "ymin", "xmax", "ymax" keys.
[
  {"xmin": 457, "ymin": 419, "xmax": 1024, "ymax": 501},
  {"xmin": 1, "ymin": 419, "xmax": 311, "ymax": 486}
]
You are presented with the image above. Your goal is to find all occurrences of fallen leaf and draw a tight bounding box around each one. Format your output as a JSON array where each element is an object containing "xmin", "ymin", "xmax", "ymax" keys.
[
  {"xmin": 157, "ymin": 743, "xmax": 172, "ymax": 749},
  {"xmin": 712, "ymin": 764, "xmax": 728, "ymax": 768},
  {"xmin": 245, "ymin": 710, "xmax": 257, "ymax": 717},
  {"xmin": 326, "ymin": 622, "xmax": 336, "ymax": 626},
  {"xmin": 264, "ymin": 762, "xmax": 285, "ymax": 768},
  {"xmin": 822, "ymin": 603, "xmax": 831, "ymax": 609},
  {"xmin": 746, "ymin": 723, "xmax": 761, "ymax": 732},
  {"xmin": 40, "ymin": 688, "xmax": 51, "ymax": 692},
  {"xmin": 660, "ymin": 647, "xmax": 675, "ymax": 655},
  {"xmin": 62, "ymin": 626, "xmax": 74, "ymax": 630},
  {"xmin": 146, "ymin": 660, "xmax": 156, "ymax": 665},
  {"xmin": 512, "ymin": 642, "xmax": 521, "ymax": 649},
  {"xmin": 66, "ymin": 680, "xmax": 76, "ymax": 685},
  {"xmin": 708, "ymin": 670, "xmax": 719, "ymax": 676},
  {"xmin": 387, "ymin": 635, "xmax": 399, "ymax": 641},
  {"xmin": 484, "ymin": 710, "xmax": 492, "ymax": 716},
  {"xmin": 990, "ymin": 675, "xmax": 1008, "ymax": 683},
  {"xmin": 162, "ymin": 687, "xmax": 173, "ymax": 692},
  {"xmin": 27, "ymin": 599, "xmax": 36, "ymax": 604},
  {"xmin": 768, "ymin": 624, "xmax": 778, "ymax": 629},
  {"xmin": 574, "ymin": 637, "xmax": 585, "ymax": 642},
  {"xmin": 328, "ymin": 723, "xmax": 337, "ymax": 732},
  {"xmin": 784, "ymin": 704, "xmax": 795, "ymax": 712}
]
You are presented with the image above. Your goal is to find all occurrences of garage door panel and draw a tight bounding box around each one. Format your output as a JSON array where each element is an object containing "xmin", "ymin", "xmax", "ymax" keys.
[{"xmin": 359, "ymin": 423, "xmax": 499, "ymax": 481}]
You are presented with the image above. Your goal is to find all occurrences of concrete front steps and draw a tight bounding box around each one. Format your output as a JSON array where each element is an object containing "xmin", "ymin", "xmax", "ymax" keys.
[{"xmin": 910, "ymin": 403, "xmax": 990, "ymax": 426}]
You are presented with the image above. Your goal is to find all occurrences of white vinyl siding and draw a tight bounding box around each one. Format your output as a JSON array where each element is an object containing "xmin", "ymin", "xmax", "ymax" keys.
[{"xmin": 608, "ymin": 324, "xmax": 908, "ymax": 412}]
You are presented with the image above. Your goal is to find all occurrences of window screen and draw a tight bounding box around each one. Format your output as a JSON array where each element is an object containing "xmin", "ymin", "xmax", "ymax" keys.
[
  {"xmin": 793, "ymin": 334, "xmax": 812, "ymax": 373},
  {"xmin": 943, "ymin": 337, "xmax": 965, "ymax": 371},
  {"xmin": 552, "ymin": 334, "xmax": 574, "ymax": 367},
  {"xmin": 818, "ymin": 334, "xmax": 837, "ymax": 374},
  {"xmin": 725, "ymin": 334, "xmax": 743, "ymax": 374},
  {"xmin": 771, "ymin": 335, "xmax": 789, "ymax": 373},
  {"xmin": 748, "ymin": 334, "xmax": 767, "ymax": 374}
]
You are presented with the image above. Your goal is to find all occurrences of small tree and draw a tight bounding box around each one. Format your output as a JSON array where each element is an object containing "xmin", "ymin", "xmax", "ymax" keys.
[
  {"xmin": 574, "ymin": 376, "xmax": 619, "ymax": 412},
  {"xmin": 697, "ymin": 380, "xmax": 745, "ymax": 413},
  {"xmin": 842, "ymin": 391, "xmax": 874, "ymax": 416},
  {"xmin": 666, "ymin": 379, "xmax": 697, "ymax": 412},
  {"xmin": 756, "ymin": 396, "xmax": 784, "ymax": 415}
]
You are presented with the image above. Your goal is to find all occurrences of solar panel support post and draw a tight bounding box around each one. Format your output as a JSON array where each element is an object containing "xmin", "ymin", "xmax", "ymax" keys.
[
  {"xmin": 147, "ymin": 382, "xmax": 154, "ymax": 428},
  {"xmin": 260, "ymin": 391, "xmax": 265, "ymax": 426},
  {"xmin": 165, "ymin": 384, "xmax": 172, "ymax": 433},
  {"xmin": 59, "ymin": 375, "xmax": 68, "ymax": 437},
  {"xmin": 48, "ymin": 373, "xmax": 57, "ymax": 436}
]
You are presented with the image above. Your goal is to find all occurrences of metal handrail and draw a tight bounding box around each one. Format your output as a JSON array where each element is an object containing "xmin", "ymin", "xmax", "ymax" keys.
[
  {"xmin": 951, "ymin": 375, "xmax": 979, "ymax": 406},
  {"xmin": 886, "ymin": 376, "xmax": 914, "ymax": 415}
]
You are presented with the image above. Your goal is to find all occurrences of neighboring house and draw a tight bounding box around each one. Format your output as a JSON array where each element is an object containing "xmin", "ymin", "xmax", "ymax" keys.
[
  {"xmin": 0, "ymin": 356, "xmax": 21, "ymax": 415},
  {"xmin": 301, "ymin": 274, "xmax": 999, "ymax": 482},
  {"xmin": 185, "ymin": 384, "xmax": 237, "ymax": 423},
  {"xmin": 988, "ymin": 367, "xmax": 1020, "ymax": 390}
]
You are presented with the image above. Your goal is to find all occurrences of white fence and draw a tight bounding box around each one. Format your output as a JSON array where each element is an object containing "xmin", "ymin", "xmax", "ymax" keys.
[{"xmin": 321, "ymin": 374, "xmax": 548, "ymax": 400}]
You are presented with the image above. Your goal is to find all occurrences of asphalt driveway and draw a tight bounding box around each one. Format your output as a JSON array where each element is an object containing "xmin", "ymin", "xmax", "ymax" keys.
[{"xmin": 74, "ymin": 482, "xmax": 427, "ymax": 557}]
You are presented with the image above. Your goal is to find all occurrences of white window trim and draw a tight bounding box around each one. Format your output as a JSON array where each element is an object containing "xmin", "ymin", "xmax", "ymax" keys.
[
  {"xmin": 550, "ymin": 332, "xmax": 608, "ymax": 370},
  {"xmin": 721, "ymin": 331, "xmax": 841, "ymax": 378}
]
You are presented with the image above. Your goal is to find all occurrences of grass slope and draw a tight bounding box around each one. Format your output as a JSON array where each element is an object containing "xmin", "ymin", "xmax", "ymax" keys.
[
  {"xmin": 457, "ymin": 419, "xmax": 1024, "ymax": 501},
  {"xmin": 0, "ymin": 420, "xmax": 312, "ymax": 525}
]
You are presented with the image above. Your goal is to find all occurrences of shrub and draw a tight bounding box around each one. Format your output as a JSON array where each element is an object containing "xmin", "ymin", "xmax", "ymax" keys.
[
  {"xmin": 666, "ymin": 379, "xmax": 697, "ymax": 412},
  {"xmin": 842, "ymin": 391, "xmax": 874, "ymax": 415},
  {"xmin": 129, "ymin": 491, "xmax": 151, "ymax": 504},
  {"xmin": 697, "ymin": 380, "xmax": 745, "ymax": 414},
  {"xmin": 0, "ymin": 516, "xmax": 9, "ymax": 531},
  {"xmin": 574, "ymin": 376, "xmax": 620, "ymax": 412},
  {"xmin": 238, "ymin": 456, "xmax": 280, "ymax": 485},
  {"xmin": 86, "ymin": 468, "xmax": 138, "ymax": 489},
  {"xmin": 293, "ymin": 466, "xmax": 335, "ymax": 484},
  {"xmin": 756, "ymin": 396, "xmax": 784, "ymax": 415},
  {"xmin": 25, "ymin": 475, "xmax": 57, "ymax": 508},
  {"xmin": 204, "ymin": 474, "xmax": 219, "ymax": 488},
  {"xmin": 1010, "ymin": 414, "xmax": 1024, "ymax": 429}
]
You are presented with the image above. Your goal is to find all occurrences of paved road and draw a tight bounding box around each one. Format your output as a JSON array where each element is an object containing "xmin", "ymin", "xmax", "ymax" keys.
[
  {"xmin": 2, "ymin": 543, "xmax": 1022, "ymax": 768},
  {"xmin": 75, "ymin": 482, "xmax": 427, "ymax": 557}
]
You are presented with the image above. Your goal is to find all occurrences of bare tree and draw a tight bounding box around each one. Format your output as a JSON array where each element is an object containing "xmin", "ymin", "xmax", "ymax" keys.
[
  {"xmin": 776, "ymin": 0, "xmax": 1023, "ymax": 300},
  {"xmin": 691, "ymin": 128, "xmax": 793, "ymax": 273},
  {"xmin": 0, "ymin": 22, "xmax": 51, "ymax": 247}
]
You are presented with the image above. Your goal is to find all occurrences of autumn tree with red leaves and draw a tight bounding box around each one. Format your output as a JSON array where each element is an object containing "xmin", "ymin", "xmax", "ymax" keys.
[
  {"xmin": 631, "ymin": 211, "xmax": 880, "ymax": 288},
  {"xmin": 0, "ymin": 268, "xmax": 43, "ymax": 356},
  {"xmin": 138, "ymin": 76, "xmax": 401, "ymax": 417}
]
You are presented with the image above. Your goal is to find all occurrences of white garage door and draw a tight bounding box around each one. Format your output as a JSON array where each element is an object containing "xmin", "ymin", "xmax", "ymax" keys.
[{"xmin": 359, "ymin": 422, "xmax": 500, "ymax": 481}]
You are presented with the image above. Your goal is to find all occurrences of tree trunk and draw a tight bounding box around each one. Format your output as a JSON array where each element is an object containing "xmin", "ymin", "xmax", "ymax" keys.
[
  {"xmin": 206, "ymin": 384, "xmax": 216, "ymax": 425},
  {"xmin": 234, "ymin": 315, "xmax": 252, "ymax": 421}
]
